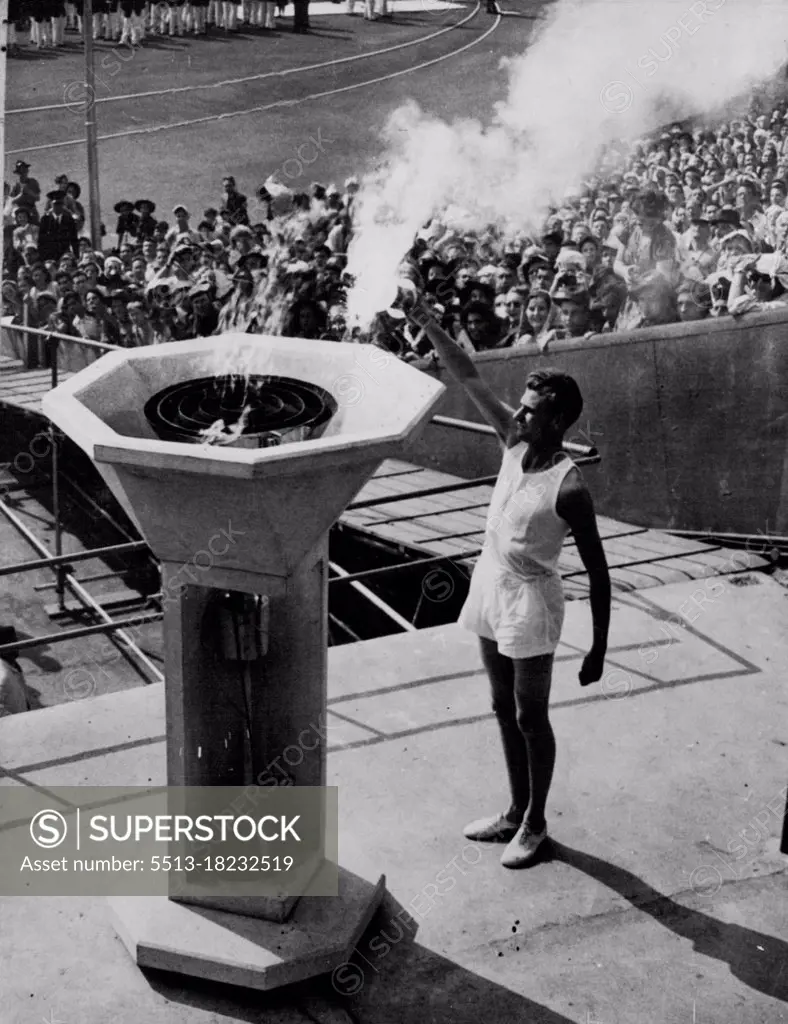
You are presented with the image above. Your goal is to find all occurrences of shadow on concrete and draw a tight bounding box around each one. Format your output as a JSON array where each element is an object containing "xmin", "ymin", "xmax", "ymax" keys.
[
  {"xmin": 12, "ymin": 628, "xmax": 62, "ymax": 675},
  {"xmin": 141, "ymin": 890, "xmax": 576, "ymax": 1023},
  {"xmin": 552, "ymin": 842, "xmax": 788, "ymax": 1004}
]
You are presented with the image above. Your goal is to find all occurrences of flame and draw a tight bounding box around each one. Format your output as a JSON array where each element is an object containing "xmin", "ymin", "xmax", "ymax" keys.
[{"xmin": 200, "ymin": 404, "xmax": 251, "ymax": 446}]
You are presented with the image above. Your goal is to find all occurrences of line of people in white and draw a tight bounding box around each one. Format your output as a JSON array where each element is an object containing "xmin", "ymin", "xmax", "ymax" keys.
[{"xmin": 13, "ymin": 0, "xmax": 386, "ymax": 51}]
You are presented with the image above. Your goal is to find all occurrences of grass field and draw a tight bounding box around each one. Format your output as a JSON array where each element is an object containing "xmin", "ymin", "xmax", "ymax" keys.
[{"xmin": 6, "ymin": 1, "xmax": 545, "ymax": 224}]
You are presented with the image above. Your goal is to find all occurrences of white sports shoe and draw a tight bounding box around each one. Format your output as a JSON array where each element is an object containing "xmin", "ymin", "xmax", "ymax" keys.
[
  {"xmin": 463, "ymin": 811, "xmax": 522, "ymax": 842},
  {"xmin": 500, "ymin": 823, "xmax": 548, "ymax": 869}
]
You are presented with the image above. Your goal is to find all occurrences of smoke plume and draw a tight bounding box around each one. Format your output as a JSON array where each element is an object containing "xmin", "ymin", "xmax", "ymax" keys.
[{"xmin": 346, "ymin": 0, "xmax": 788, "ymax": 325}]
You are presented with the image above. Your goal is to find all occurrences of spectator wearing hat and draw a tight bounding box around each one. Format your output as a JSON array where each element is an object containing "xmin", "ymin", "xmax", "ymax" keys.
[
  {"xmin": 552, "ymin": 273, "xmax": 594, "ymax": 339},
  {"xmin": 114, "ymin": 200, "xmax": 139, "ymax": 245},
  {"xmin": 710, "ymin": 205, "xmax": 741, "ymax": 248},
  {"xmin": 102, "ymin": 255, "xmax": 127, "ymax": 290},
  {"xmin": 134, "ymin": 199, "xmax": 158, "ymax": 240},
  {"xmin": 43, "ymin": 175, "xmax": 71, "ymax": 214},
  {"xmin": 715, "ymin": 228, "xmax": 756, "ymax": 276},
  {"xmin": 38, "ymin": 190, "xmax": 79, "ymax": 263},
  {"xmin": 9, "ymin": 161, "xmax": 41, "ymax": 226}
]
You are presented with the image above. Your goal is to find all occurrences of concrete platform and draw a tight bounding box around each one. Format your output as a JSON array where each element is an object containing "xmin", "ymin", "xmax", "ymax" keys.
[
  {"xmin": 110, "ymin": 865, "xmax": 385, "ymax": 992},
  {"xmin": 1, "ymin": 572, "xmax": 787, "ymax": 1023}
]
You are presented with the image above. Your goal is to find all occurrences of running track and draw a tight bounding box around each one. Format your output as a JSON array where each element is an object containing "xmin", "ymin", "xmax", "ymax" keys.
[{"xmin": 6, "ymin": 0, "xmax": 546, "ymax": 225}]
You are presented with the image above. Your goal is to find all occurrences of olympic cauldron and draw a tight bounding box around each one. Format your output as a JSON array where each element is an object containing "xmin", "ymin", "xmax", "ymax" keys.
[{"xmin": 42, "ymin": 334, "xmax": 445, "ymax": 991}]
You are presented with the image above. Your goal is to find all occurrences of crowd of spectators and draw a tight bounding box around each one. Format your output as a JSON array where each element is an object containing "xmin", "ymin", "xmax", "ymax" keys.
[{"xmin": 6, "ymin": 92, "xmax": 788, "ymax": 367}]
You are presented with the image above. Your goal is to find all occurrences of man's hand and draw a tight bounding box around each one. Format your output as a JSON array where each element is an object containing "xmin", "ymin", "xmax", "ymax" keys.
[{"xmin": 579, "ymin": 645, "xmax": 606, "ymax": 687}]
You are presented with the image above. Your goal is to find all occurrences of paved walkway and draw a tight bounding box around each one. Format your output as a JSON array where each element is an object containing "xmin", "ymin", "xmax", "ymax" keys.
[{"xmin": 1, "ymin": 571, "xmax": 786, "ymax": 1023}]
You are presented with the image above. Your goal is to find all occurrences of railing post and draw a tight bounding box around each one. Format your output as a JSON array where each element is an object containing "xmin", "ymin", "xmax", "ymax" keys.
[
  {"xmin": 46, "ymin": 336, "xmax": 65, "ymax": 610},
  {"xmin": 51, "ymin": 423, "xmax": 65, "ymax": 612}
]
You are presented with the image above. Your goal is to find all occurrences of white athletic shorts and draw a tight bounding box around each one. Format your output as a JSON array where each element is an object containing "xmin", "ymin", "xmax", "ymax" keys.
[{"xmin": 457, "ymin": 549, "xmax": 565, "ymax": 659}]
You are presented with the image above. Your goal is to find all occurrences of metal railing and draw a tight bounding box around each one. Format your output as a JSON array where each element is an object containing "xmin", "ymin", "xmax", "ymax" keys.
[{"xmin": 0, "ymin": 322, "xmax": 163, "ymax": 678}]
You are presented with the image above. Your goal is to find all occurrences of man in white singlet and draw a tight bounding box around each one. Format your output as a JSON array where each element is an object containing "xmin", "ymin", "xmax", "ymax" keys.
[{"xmin": 406, "ymin": 297, "xmax": 611, "ymax": 869}]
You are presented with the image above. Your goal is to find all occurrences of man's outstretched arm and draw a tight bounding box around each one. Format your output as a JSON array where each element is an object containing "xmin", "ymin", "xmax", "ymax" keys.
[
  {"xmin": 407, "ymin": 296, "xmax": 515, "ymax": 445},
  {"xmin": 556, "ymin": 474, "xmax": 610, "ymax": 686}
]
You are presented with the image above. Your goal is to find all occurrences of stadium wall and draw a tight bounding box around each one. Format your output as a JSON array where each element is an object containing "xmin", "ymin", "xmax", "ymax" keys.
[{"xmin": 405, "ymin": 308, "xmax": 788, "ymax": 535}]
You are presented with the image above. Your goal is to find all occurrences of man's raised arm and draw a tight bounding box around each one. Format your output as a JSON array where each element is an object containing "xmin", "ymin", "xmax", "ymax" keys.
[{"xmin": 407, "ymin": 296, "xmax": 515, "ymax": 445}]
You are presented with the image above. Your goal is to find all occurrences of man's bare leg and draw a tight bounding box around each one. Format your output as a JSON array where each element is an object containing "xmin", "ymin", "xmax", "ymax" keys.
[
  {"xmin": 512, "ymin": 653, "xmax": 555, "ymax": 835},
  {"xmin": 481, "ymin": 637, "xmax": 531, "ymax": 819}
]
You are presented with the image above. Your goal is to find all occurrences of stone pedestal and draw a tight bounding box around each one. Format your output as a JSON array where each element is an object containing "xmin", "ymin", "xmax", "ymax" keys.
[{"xmin": 111, "ymin": 540, "xmax": 385, "ymax": 985}]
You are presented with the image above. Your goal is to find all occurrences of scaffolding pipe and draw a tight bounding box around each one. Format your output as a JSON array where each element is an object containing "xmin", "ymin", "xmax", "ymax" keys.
[
  {"xmin": 34, "ymin": 568, "xmax": 129, "ymax": 590},
  {"xmin": 430, "ymin": 415, "xmax": 599, "ymax": 459},
  {"xmin": 328, "ymin": 613, "xmax": 362, "ymax": 643},
  {"xmin": 0, "ymin": 540, "xmax": 148, "ymax": 577},
  {"xmin": 329, "ymin": 560, "xmax": 416, "ymax": 633},
  {"xmin": 669, "ymin": 530, "xmax": 788, "ymax": 551},
  {"xmin": 62, "ymin": 474, "xmax": 146, "ymax": 549},
  {"xmin": 347, "ymin": 474, "xmax": 501, "ymax": 511},
  {"xmin": 6, "ymin": 322, "xmax": 120, "ymax": 351},
  {"xmin": 0, "ymin": 497, "xmax": 164, "ymax": 683},
  {"xmin": 0, "ymin": 611, "xmax": 163, "ymax": 657},
  {"xmin": 329, "ymin": 549, "xmax": 481, "ymax": 587}
]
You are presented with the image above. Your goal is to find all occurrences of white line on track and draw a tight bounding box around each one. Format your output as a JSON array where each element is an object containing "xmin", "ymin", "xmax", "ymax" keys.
[
  {"xmin": 7, "ymin": 1, "xmax": 478, "ymax": 115},
  {"xmin": 7, "ymin": 4, "xmax": 500, "ymax": 155}
]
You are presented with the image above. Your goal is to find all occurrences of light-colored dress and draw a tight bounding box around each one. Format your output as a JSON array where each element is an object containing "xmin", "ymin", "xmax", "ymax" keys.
[{"xmin": 458, "ymin": 442, "xmax": 578, "ymax": 659}]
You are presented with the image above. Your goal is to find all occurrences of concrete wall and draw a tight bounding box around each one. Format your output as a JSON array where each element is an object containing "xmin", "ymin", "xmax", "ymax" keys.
[{"xmin": 403, "ymin": 309, "xmax": 788, "ymax": 535}]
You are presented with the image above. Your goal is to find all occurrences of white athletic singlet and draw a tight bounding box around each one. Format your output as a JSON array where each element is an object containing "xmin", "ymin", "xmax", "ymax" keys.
[{"xmin": 457, "ymin": 442, "xmax": 578, "ymax": 659}]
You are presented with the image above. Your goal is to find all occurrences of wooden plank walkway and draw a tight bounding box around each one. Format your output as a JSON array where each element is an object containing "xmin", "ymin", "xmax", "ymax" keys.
[
  {"xmin": 341, "ymin": 460, "xmax": 768, "ymax": 598},
  {"xmin": 0, "ymin": 355, "xmax": 74, "ymax": 415}
]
